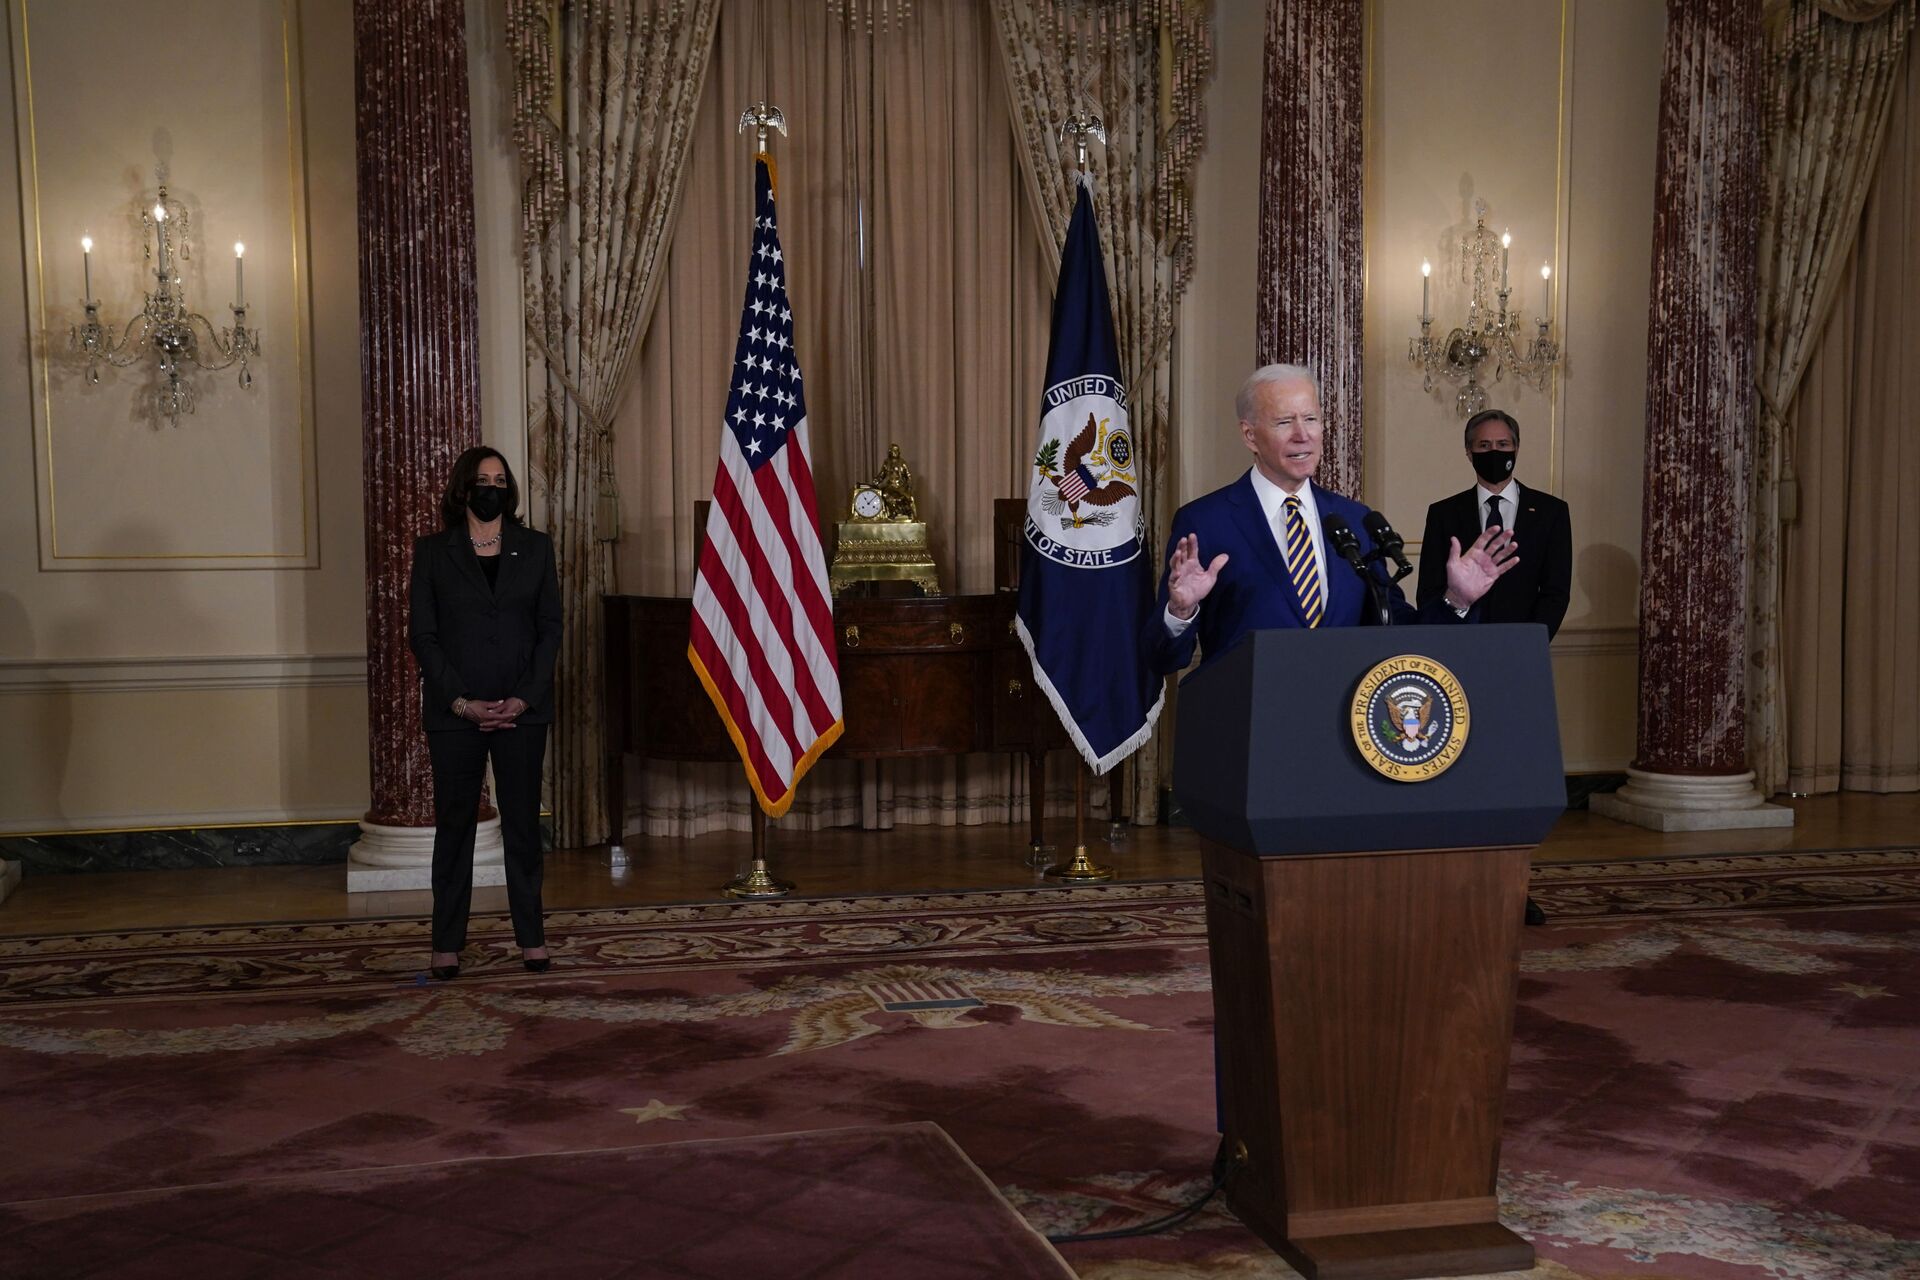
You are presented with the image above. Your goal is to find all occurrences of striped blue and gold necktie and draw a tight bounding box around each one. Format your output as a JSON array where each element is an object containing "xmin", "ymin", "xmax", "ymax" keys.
[{"xmin": 1283, "ymin": 495, "xmax": 1324, "ymax": 628}]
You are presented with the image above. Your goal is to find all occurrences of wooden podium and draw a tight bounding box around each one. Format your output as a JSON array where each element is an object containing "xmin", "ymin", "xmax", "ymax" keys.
[{"xmin": 1173, "ymin": 626, "xmax": 1565, "ymax": 1280}]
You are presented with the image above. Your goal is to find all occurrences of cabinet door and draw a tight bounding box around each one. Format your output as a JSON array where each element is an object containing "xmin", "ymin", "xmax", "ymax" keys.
[
  {"xmin": 892, "ymin": 652, "xmax": 993, "ymax": 753},
  {"xmin": 836, "ymin": 652, "xmax": 901, "ymax": 753}
]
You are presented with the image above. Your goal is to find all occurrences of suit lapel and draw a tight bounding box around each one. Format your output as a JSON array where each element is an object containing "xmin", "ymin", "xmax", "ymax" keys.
[
  {"xmin": 1510, "ymin": 485, "xmax": 1542, "ymax": 553},
  {"xmin": 1310, "ymin": 483, "xmax": 1355, "ymax": 622},
  {"xmin": 492, "ymin": 524, "xmax": 527, "ymax": 598},
  {"xmin": 1230, "ymin": 473, "xmax": 1306, "ymax": 627}
]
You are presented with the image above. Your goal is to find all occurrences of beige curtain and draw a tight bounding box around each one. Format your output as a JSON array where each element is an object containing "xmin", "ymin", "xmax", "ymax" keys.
[
  {"xmin": 1783, "ymin": 26, "xmax": 1920, "ymax": 793},
  {"xmin": 613, "ymin": 0, "xmax": 1059, "ymax": 836},
  {"xmin": 988, "ymin": 0, "xmax": 1212, "ymax": 825},
  {"xmin": 509, "ymin": 0, "xmax": 721, "ymax": 847},
  {"xmin": 1748, "ymin": 0, "xmax": 1916, "ymax": 795}
]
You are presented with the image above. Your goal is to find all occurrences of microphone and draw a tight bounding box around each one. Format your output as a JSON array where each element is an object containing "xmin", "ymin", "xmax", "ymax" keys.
[
  {"xmin": 1361, "ymin": 510, "xmax": 1415, "ymax": 581},
  {"xmin": 1320, "ymin": 512, "xmax": 1366, "ymax": 571}
]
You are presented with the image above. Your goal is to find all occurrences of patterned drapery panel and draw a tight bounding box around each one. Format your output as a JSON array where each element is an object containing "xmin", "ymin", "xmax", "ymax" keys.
[
  {"xmin": 1748, "ymin": 0, "xmax": 1915, "ymax": 795},
  {"xmin": 1632, "ymin": 0, "xmax": 1767, "ymax": 776},
  {"xmin": 1255, "ymin": 0, "xmax": 1364, "ymax": 499},
  {"xmin": 988, "ymin": 0, "xmax": 1213, "ymax": 823},
  {"xmin": 508, "ymin": 0, "xmax": 722, "ymax": 847}
]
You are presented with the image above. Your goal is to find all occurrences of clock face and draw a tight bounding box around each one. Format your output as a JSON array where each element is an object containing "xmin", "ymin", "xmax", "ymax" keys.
[{"xmin": 852, "ymin": 487, "xmax": 886, "ymax": 519}]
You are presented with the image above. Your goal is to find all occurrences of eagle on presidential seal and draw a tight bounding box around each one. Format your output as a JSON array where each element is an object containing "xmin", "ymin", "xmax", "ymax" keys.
[
  {"xmin": 1379, "ymin": 689, "xmax": 1436, "ymax": 752},
  {"xmin": 1032, "ymin": 412, "xmax": 1138, "ymax": 530}
]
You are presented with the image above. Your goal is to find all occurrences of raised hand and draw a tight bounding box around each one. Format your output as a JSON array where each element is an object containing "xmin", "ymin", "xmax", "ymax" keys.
[
  {"xmin": 1167, "ymin": 533, "xmax": 1229, "ymax": 621},
  {"xmin": 1444, "ymin": 526, "xmax": 1520, "ymax": 609}
]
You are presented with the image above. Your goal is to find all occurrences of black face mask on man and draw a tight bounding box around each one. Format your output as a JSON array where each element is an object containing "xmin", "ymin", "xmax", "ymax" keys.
[
  {"xmin": 467, "ymin": 485, "xmax": 507, "ymax": 523},
  {"xmin": 1470, "ymin": 450, "xmax": 1516, "ymax": 485}
]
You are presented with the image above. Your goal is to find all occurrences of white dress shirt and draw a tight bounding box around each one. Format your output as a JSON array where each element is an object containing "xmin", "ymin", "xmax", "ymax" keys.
[
  {"xmin": 1165, "ymin": 469, "xmax": 1327, "ymax": 635},
  {"xmin": 1476, "ymin": 479, "xmax": 1523, "ymax": 533}
]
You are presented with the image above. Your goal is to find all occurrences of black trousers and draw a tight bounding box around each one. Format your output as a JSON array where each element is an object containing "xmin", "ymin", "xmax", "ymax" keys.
[{"xmin": 428, "ymin": 722, "xmax": 549, "ymax": 952}]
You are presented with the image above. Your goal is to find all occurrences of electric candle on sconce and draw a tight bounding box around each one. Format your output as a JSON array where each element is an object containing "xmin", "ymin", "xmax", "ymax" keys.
[
  {"xmin": 234, "ymin": 242, "xmax": 245, "ymax": 309},
  {"xmin": 1540, "ymin": 263, "xmax": 1552, "ymax": 319},
  {"xmin": 1421, "ymin": 259, "xmax": 1431, "ymax": 322},
  {"xmin": 80, "ymin": 236, "xmax": 93, "ymax": 303},
  {"xmin": 153, "ymin": 202, "xmax": 169, "ymax": 275},
  {"xmin": 1500, "ymin": 229, "xmax": 1511, "ymax": 291}
]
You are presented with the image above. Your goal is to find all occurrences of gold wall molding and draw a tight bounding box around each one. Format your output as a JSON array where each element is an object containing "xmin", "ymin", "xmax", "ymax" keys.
[
  {"xmin": 0, "ymin": 652, "xmax": 365, "ymax": 693},
  {"xmin": 8, "ymin": 0, "xmax": 319, "ymax": 570},
  {"xmin": 0, "ymin": 804, "xmax": 365, "ymax": 838}
]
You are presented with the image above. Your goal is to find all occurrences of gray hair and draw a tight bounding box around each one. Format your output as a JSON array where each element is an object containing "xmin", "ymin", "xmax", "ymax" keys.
[{"xmin": 1235, "ymin": 364, "xmax": 1321, "ymax": 423}]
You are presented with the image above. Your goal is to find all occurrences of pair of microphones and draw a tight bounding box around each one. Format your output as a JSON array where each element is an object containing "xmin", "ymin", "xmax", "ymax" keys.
[{"xmin": 1322, "ymin": 510, "xmax": 1414, "ymax": 582}]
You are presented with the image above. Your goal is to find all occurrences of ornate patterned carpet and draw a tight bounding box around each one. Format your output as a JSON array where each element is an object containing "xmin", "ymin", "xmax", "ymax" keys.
[{"xmin": 2, "ymin": 848, "xmax": 1917, "ymax": 1278}]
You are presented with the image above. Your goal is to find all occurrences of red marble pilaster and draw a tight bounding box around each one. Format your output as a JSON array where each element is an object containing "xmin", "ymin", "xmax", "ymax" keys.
[
  {"xmin": 355, "ymin": 0, "xmax": 483, "ymax": 829},
  {"xmin": 1255, "ymin": 0, "xmax": 1365, "ymax": 497},
  {"xmin": 1632, "ymin": 0, "xmax": 1766, "ymax": 777}
]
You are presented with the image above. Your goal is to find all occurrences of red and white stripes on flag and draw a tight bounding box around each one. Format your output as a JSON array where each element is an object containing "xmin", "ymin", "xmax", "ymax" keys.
[{"xmin": 688, "ymin": 155, "xmax": 843, "ymax": 817}]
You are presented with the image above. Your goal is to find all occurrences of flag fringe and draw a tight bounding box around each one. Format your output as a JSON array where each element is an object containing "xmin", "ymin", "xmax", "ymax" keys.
[
  {"xmin": 1013, "ymin": 614, "xmax": 1165, "ymax": 777},
  {"xmin": 688, "ymin": 643, "xmax": 844, "ymax": 818}
]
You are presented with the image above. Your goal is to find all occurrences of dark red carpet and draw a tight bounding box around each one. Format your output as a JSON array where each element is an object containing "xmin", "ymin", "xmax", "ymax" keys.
[
  {"xmin": 2, "ymin": 856, "xmax": 1916, "ymax": 1278},
  {"xmin": 0, "ymin": 1123, "xmax": 1072, "ymax": 1280}
]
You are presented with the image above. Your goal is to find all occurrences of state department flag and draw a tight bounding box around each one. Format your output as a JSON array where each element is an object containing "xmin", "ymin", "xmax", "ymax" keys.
[
  {"xmin": 689, "ymin": 156, "xmax": 844, "ymax": 817},
  {"xmin": 1015, "ymin": 181, "xmax": 1165, "ymax": 774}
]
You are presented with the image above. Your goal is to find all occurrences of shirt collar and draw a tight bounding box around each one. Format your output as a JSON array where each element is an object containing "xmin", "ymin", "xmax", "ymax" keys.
[
  {"xmin": 1250, "ymin": 467, "xmax": 1318, "ymax": 526},
  {"xmin": 1475, "ymin": 478, "xmax": 1522, "ymax": 506}
]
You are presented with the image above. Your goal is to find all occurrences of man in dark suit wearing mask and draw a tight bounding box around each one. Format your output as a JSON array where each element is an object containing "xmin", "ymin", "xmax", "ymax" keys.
[
  {"xmin": 1418, "ymin": 408, "xmax": 1571, "ymax": 927},
  {"xmin": 1417, "ymin": 409, "xmax": 1571, "ymax": 639}
]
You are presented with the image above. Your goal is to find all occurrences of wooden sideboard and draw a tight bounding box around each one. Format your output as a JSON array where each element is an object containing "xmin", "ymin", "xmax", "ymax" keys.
[{"xmin": 602, "ymin": 592, "xmax": 1070, "ymax": 844}]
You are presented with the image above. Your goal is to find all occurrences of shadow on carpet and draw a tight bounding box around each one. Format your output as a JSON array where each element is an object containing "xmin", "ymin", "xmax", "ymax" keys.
[{"xmin": 0, "ymin": 1123, "xmax": 1069, "ymax": 1280}]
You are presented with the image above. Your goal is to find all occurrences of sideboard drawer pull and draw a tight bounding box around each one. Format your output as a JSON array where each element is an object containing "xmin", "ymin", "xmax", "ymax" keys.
[
  {"xmin": 949, "ymin": 622, "xmax": 966, "ymax": 644},
  {"xmin": 844, "ymin": 625, "xmax": 861, "ymax": 648}
]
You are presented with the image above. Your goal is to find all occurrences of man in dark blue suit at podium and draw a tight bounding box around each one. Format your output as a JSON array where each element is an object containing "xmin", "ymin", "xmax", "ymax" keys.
[{"xmin": 1145, "ymin": 364, "xmax": 1520, "ymax": 677}]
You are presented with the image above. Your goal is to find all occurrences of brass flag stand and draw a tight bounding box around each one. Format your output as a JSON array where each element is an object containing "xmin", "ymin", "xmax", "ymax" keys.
[
  {"xmin": 725, "ymin": 807, "xmax": 793, "ymax": 899},
  {"xmin": 1044, "ymin": 765, "xmax": 1114, "ymax": 883}
]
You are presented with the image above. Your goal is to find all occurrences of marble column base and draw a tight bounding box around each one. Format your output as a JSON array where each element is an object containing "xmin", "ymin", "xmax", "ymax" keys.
[
  {"xmin": 1590, "ymin": 768, "xmax": 1795, "ymax": 832},
  {"xmin": 346, "ymin": 817, "xmax": 505, "ymax": 892},
  {"xmin": 0, "ymin": 859, "xmax": 20, "ymax": 907}
]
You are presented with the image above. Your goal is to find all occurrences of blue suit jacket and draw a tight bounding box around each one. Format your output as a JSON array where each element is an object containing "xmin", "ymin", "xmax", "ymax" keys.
[{"xmin": 1144, "ymin": 472, "xmax": 1463, "ymax": 676}]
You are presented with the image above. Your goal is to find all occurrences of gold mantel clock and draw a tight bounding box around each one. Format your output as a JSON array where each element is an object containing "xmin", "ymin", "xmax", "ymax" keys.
[{"xmin": 830, "ymin": 442, "xmax": 939, "ymax": 596}]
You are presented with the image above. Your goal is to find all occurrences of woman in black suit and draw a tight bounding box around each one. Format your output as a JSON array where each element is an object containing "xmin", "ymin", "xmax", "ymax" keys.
[{"xmin": 409, "ymin": 447, "xmax": 563, "ymax": 978}]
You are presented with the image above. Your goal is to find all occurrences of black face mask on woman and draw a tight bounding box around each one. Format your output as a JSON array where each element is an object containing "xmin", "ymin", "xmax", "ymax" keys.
[
  {"xmin": 1470, "ymin": 450, "xmax": 1516, "ymax": 485},
  {"xmin": 467, "ymin": 485, "xmax": 507, "ymax": 523}
]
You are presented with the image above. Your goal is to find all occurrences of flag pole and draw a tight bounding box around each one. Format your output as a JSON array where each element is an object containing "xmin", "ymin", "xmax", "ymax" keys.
[
  {"xmin": 1046, "ymin": 761, "xmax": 1114, "ymax": 883},
  {"xmin": 718, "ymin": 98, "xmax": 800, "ymax": 902},
  {"xmin": 1038, "ymin": 107, "xmax": 1117, "ymax": 887},
  {"xmin": 725, "ymin": 805, "xmax": 792, "ymax": 899}
]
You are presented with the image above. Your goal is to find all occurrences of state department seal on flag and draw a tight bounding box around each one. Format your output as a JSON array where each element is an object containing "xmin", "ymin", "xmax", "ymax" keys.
[
  {"xmin": 1025, "ymin": 374, "xmax": 1143, "ymax": 568},
  {"xmin": 1350, "ymin": 654, "xmax": 1471, "ymax": 782}
]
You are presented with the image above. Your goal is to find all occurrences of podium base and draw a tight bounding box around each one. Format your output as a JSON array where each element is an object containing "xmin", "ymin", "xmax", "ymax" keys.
[{"xmin": 1264, "ymin": 1220, "xmax": 1534, "ymax": 1280}]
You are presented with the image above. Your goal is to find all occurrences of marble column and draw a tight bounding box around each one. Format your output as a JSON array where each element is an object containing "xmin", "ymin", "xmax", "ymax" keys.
[
  {"xmin": 1592, "ymin": 0, "xmax": 1791, "ymax": 832},
  {"xmin": 347, "ymin": 0, "xmax": 505, "ymax": 888},
  {"xmin": 1255, "ymin": 0, "xmax": 1365, "ymax": 497}
]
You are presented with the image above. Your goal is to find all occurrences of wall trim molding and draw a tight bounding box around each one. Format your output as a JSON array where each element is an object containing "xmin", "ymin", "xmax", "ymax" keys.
[
  {"xmin": 0, "ymin": 653, "xmax": 368, "ymax": 694},
  {"xmin": 0, "ymin": 805, "xmax": 366, "ymax": 838},
  {"xmin": 1550, "ymin": 625, "xmax": 1637, "ymax": 659}
]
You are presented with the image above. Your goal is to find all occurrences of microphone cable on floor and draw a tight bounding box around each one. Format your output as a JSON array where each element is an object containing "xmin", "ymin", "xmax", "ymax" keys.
[{"xmin": 1045, "ymin": 1138, "xmax": 1246, "ymax": 1245}]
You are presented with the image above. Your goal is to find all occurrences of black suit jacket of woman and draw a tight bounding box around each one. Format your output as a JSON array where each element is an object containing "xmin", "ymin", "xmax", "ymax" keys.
[
  {"xmin": 1415, "ymin": 484, "xmax": 1573, "ymax": 639},
  {"xmin": 409, "ymin": 523, "xmax": 563, "ymax": 732}
]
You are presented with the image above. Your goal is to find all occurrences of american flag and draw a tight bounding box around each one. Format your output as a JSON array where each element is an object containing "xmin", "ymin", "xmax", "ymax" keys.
[{"xmin": 688, "ymin": 156, "xmax": 843, "ymax": 817}]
